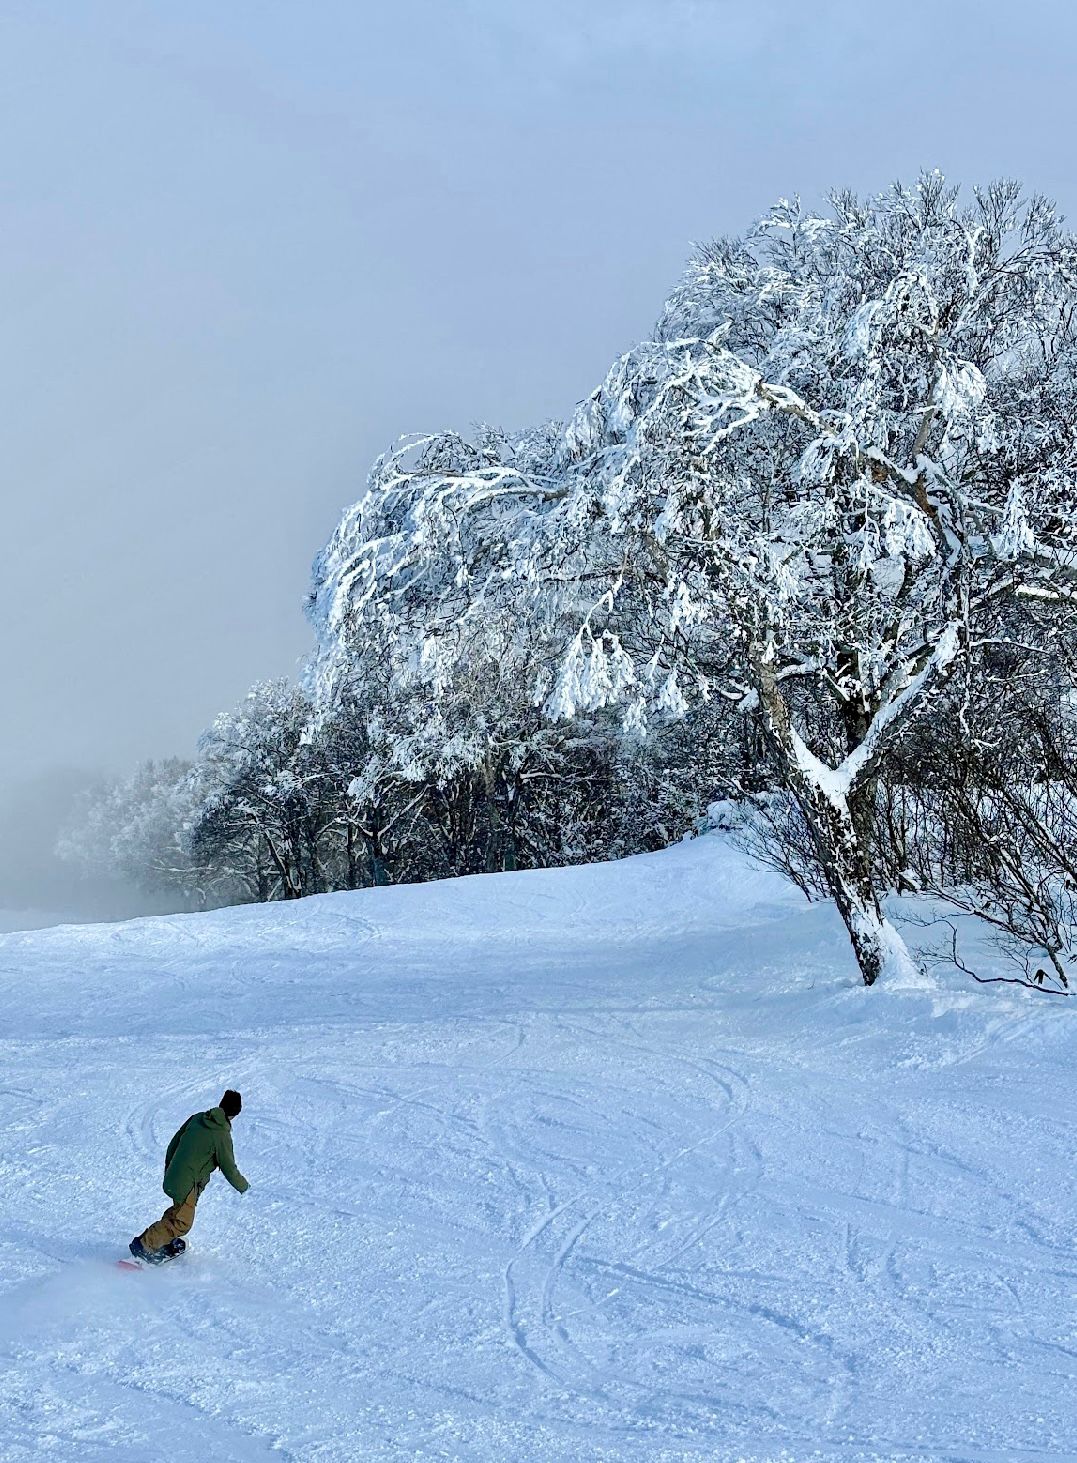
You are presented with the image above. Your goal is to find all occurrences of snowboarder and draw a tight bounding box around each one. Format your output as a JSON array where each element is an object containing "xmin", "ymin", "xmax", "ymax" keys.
[{"xmin": 129, "ymin": 1089, "xmax": 249, "ymax": 1264}]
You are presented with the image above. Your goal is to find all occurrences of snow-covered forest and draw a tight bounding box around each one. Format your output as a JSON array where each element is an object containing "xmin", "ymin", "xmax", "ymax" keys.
[{"xmin": 63, "ymin": 177, "xmax": 1077, "ymax": 992}]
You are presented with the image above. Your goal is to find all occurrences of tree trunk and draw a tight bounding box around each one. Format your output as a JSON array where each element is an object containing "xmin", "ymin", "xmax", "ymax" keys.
[
  {"xmin": 838, "ymin": 671, "xmax": 879, "ymax": 876},
  {"xmin": 367, "ymin": 840, "xmax": 387, "ymax": 886},
  {"xmin": 789, "ymin": 772, "xmax": 892, "ymax": 986},
  {"xmin": 363, "ymin": 810, "xmax": 388, "ymax": 886},
  {"xmin": 345, "ymin": 821, "xmax": 359, "ymax": 890},
  {"xmin": 753, "ymin": 650, "xmax": 916, "ymax": 987},
  {"xmin": 306, "ymin": 823, "xmax": 322, "ymax": 895},
  {"xmin": 483, "ymin": 754, "xmax": 512, "ymax": 872}
]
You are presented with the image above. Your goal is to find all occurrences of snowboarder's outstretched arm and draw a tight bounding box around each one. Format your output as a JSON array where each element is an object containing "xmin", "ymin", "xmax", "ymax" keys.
[{"xmin": 216, "ymin": 1127, "xmax": 249, "ymax": 1192}]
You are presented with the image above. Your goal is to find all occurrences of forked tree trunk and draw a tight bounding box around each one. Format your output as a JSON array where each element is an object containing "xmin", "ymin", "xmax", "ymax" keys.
[
  {"xmin": 753, "ymin": 652, "xmax": 915, "ymax": 987},
  {"xmin": 783, "ymin": 767, "xmax": 892, "ymax": 986}
]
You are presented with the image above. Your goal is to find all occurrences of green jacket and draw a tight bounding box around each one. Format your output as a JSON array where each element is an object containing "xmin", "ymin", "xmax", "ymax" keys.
[{"xmin": 163, "ymin": 1106, "xmax": 249, "ymax": 1201}]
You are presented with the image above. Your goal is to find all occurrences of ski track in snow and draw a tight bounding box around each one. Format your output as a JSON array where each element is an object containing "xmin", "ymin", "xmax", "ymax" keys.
[{"xmin": 0, "ymin": 837, "xmax": 1075, "ymax": 1461}]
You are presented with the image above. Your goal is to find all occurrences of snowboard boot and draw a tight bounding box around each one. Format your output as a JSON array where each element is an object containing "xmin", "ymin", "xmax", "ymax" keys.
[
  {"xmin": 129, "ymin": 1236, "xmax": 172, "ymax": 1266},
  {"xmin": 129, "ymin": 1236, "xmax": 162, "ymax": 1265},
  {"xmin": 163, "ymin": 1237, "xmax": 187, "ymax": 1260}
]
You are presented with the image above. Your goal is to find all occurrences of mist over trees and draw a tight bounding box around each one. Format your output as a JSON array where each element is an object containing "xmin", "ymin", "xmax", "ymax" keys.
[
  {"xmin": 0, "ymin": 770, "xmax": 184, "ymax": 925},
  {"xmin": 61, "ymin": 177, "xmax": 1077, "ymax": 990}
]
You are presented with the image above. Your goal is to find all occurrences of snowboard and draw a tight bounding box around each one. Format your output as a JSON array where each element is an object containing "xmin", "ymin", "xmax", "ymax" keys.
[{"xmin": 118, "ymin": 1237, "xmax": 186, "ymax": 1270}]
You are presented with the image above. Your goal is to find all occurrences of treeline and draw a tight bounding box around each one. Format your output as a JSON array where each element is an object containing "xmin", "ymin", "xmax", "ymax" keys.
[
  {"xmin": 59, "ymin": 681, "xmax": 752, "ymax": 907},
  {"xmin": 60, "ymin": 624, "xmax": 1075, "ymax": 990}
]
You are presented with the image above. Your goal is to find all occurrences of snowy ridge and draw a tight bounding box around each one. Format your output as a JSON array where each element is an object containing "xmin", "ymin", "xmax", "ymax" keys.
[{"xmin": 1, "ymin": 837, "xmax": 1074, "ymax": 1461}]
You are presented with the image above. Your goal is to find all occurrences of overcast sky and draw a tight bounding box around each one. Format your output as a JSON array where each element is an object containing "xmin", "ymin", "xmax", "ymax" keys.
[{"xmin": 2, "ymin": 0, "xmax": 1075, "ymax": 817}]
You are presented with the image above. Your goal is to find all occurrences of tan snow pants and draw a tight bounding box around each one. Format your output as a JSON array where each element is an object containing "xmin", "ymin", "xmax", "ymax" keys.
[{"xmin": 138, "ymin": 1184, "xmax": 202, "ymax": 1251}]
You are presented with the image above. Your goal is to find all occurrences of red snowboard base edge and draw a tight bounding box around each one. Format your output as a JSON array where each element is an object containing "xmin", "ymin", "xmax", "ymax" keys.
[{"xmin": 116, "ymin": 1258, "xmax": 142, "ymax": 1271}]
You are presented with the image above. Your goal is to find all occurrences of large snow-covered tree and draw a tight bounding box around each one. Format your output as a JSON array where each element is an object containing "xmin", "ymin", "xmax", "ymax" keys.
[{"xmin": 310, "ymin": 177, "xmax": 1077, "ymax": 984}]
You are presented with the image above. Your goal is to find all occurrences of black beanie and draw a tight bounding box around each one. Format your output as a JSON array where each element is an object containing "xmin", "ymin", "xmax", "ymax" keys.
[{"xmin": 221, "ymin": 1089, "xmax": 242, "ymax": 1118}]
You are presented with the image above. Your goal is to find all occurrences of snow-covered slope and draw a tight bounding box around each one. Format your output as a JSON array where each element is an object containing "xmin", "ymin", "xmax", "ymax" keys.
[{"xmin": 1, "ymin": 837, "xmax": 1074, "ymax": 1462}]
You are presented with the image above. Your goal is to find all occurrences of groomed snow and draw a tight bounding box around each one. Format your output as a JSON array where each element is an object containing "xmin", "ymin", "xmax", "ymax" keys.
[{"xmin": 0, "ymin": 837, "xmax": 1074, "ymax": 1461}]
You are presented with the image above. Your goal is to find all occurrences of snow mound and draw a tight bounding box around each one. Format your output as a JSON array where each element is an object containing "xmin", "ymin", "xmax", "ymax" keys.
[{"xmin": 1, "ymin": 836, "xmax": 1074, "ymax": 1461}]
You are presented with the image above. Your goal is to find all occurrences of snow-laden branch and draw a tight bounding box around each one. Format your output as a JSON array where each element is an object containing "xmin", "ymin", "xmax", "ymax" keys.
[{"xmin": 838, "ymin": 623, "xmax": 964, "ymax": 794}]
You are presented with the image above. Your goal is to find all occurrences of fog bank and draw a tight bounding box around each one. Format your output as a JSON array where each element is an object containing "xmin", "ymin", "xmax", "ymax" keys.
[{"xmin": 0, "ymin": 770, "xmax": 191, "ymax": 927}]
